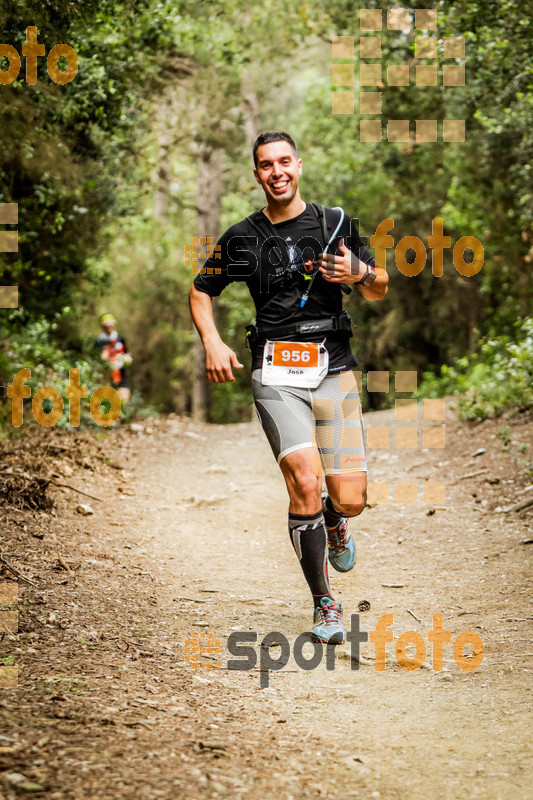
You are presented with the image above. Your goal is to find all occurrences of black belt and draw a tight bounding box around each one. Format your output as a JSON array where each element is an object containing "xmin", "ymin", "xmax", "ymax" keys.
[{"xmin": 245, "ymin": 311, "xmax": 353, "ymax": 350}]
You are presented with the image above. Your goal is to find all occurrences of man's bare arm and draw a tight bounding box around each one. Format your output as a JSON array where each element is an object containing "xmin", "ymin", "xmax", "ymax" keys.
[
  {"xmin": 189, "ymin": 284, "xmax": 244, "ymax": 383},
  {"xmin": 355, "ymin": 266, "xmax": 388, "ymax": 301}
]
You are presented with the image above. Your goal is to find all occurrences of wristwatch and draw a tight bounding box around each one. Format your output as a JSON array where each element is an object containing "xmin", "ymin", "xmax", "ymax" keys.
[{"xmin": 356, "ymin": 263, "xmax": 377, "ymax": 286}]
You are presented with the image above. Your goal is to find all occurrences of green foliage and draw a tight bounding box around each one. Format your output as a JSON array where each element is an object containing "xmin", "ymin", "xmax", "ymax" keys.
[
  {"xmin": 498, "ymin": 425, "xmax": 511, "ymax": 449},
  {"xmin": 0, "ymin": 306, "xmax": 129, "ymax": 429},
  {"xmin": 0, "ymin": 0, "xmax": 203, "ymax": 326},
  {"xmin": 418, "ymin": 317, "xmax": 533, "ymax": 419},
  {"xmin": 292, "ymin": 0, "xmax": 533, "ymax": 414}
]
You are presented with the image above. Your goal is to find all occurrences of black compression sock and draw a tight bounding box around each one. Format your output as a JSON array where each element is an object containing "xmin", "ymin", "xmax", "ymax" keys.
[
  {"xmin": 288, "ymin": 510, "xmax": 332, "ymax": 606},
  {"xmin": 322, "ymin": 495, "xmax": 343, "ymax": 528}
]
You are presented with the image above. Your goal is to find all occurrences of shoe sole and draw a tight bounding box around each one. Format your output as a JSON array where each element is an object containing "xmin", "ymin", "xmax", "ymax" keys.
[{"xmin": 311, "ymin": 631, "xmax": 345, "ymax": 644}]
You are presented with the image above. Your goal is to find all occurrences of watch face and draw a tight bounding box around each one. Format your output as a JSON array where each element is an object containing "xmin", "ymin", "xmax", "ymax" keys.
[
  {"xmin": 364, "ymin": 269, "xmax": 377, "ymax": 285},
  {"xmin": 359, "ymin": 265, "xmax": 376, "ymax": 285}
]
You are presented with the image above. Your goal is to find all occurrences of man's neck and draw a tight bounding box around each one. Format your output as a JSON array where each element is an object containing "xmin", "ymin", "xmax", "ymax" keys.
[{"xmin": 262, "ymin": 196, "xmax": 306, "ymax": 225}]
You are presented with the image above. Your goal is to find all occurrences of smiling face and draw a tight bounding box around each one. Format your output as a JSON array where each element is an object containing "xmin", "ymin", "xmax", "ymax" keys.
[{"xmin": 253, "ymin": 140, "xmax": 302, "ymax": 207}]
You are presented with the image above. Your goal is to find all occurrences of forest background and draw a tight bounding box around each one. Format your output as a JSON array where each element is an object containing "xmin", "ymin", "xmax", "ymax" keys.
[{"xmin": 0, "ymin": 0, "xmax": 532, "ymax": 428}]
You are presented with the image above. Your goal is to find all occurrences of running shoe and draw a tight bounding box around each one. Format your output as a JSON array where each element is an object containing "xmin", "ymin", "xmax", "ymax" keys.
[
  {"xmin": 322, "ymin": 492, "xmax": 356, "ymax": 573},
  {"xmin": 312, "ymin": 597, "xmax": 345, "ymax": 644}
]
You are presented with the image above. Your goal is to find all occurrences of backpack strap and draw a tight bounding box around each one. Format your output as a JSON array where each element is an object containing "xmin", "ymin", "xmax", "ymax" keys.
[
  {"xmin": 309, "ymin": 203, "xmax": 329, "ymax": 246},
  {"xmin": 246, "ymin": 210, "xmax": 290, "ymax": 270}
]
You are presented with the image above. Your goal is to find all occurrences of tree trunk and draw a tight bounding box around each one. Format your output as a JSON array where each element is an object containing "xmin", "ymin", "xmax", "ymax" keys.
[
  {"xmin": 241, "ymin": 89, "xmax": 259, "ymax": 152},
  {"xmin": 154, "ymin": 95, "xmax": 176, "ymax": 222},
  {"xmin": 191, "ymin": 144, "xmax": 224, "ymax": 422}
]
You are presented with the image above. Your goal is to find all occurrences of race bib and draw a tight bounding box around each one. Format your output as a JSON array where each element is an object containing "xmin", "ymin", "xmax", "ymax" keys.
[{"xmin": 261, "ymin": 340, "xmax": 329, "ymax": 388}]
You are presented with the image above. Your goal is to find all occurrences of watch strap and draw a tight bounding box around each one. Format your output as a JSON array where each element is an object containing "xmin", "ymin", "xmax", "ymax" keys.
[{"xmin": 356, "ymin": 263, "xmax": 376, "ymax": 286}]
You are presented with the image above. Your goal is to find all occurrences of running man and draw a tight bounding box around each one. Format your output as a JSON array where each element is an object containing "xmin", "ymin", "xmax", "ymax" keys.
[
  {"xmin": 95, "ymin": 314, "xmax": 132, "ymax": 403},
  {"xmin": 189, "ymin": 131, "xmax": 388, "ymax": 643}
]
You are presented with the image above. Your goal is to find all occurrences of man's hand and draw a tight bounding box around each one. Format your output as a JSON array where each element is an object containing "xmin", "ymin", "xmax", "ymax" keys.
[
  {"xmin": 318, "ymin": 237, "xmax": 367, "ymax": 284},
  {"xmin": 189, "ymin": 285, "xmax": 245, "ymax": 382},
  {"xmin": 205, "ymin": 340, "xmax": 244, "ymax": 383}
]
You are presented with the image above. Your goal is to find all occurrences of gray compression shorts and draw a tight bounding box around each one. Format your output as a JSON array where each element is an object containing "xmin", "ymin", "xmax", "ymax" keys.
[{"xmin": 252, "ymin": 368, "xmax": 367, "ymax": 475}]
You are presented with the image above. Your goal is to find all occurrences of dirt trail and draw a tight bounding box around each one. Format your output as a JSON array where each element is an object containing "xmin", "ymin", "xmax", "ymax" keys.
[{"xmin": 1, "ymin": 408, "xmax": 532, "ymax": 799}]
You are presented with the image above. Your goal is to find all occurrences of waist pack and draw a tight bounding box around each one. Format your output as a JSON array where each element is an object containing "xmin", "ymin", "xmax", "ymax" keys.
[{"xmin": 245, "ymin": 310, "xmax": 353, "ymax": 350}]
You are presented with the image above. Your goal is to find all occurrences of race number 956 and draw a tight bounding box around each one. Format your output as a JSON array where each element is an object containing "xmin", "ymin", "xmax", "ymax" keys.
[
  {"xmin": 282, "ymin": 349, "xmax": 310, "ymax": 362},
  {"xmin": 272, "ymin": 341, "xmax": 319, "ymax": 368}
]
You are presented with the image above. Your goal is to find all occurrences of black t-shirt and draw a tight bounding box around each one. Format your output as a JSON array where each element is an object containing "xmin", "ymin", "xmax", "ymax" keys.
[{"xmin": 193, "ymin": 203, "xmax": 375, "ymax": 373}]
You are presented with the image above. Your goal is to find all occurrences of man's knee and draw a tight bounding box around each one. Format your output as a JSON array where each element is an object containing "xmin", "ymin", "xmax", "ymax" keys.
[
  {"xmin": 292, "ymin": 473, "xmax": 321, "ymax": 504},
  {"xmin": 335, "ymin": 499, "xmax": 365, "ymax": 518},
  {"xmin": 332, "ymin": 483, "xmax": 367, "ymax": 518}
]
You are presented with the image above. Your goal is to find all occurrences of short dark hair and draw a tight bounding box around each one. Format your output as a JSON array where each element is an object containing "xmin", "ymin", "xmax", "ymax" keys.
[{"xmin": 252, "ymin": 131, "xmax": 298, "ymax": 167}]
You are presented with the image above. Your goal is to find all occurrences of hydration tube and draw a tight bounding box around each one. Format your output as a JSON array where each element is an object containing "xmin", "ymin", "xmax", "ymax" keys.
[{"xmin": 300, "ymin": 207, "xmax": 345, "ymax": 308}]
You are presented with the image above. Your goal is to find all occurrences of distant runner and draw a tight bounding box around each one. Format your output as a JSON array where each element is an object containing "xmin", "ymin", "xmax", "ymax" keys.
[
  {"xmin": 189, "ymin": 131, "xmax": 388, "ymax": 644},
  {"xmin": 95, "ymin": 313, "xmax": 132, "ymax": 404}
]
